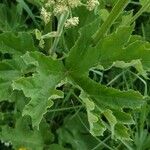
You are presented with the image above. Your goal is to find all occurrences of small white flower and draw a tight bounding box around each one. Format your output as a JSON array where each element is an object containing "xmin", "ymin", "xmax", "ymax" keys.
[
  {"xmin": 87, "ymin": 0, "xmax": 100, "ymax": 11},
  {"xmin": 65, "ymin": 17, "xmax": 79, "ymax": 28}
]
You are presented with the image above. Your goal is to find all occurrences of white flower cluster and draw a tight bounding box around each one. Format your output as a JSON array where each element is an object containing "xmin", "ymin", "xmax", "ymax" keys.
[
  {"xmin": 44, "ymin": 0, "xmax": 81, "ymax": 13},
  {"xmin": 40, "ymin": 0, "xmax": 100, "ymax": 25},
  {"xmin": 87, "ymin": 0, "xmax": 100, "ymax": 11},
  {"xmin": 53, "ymin": 4, "xmax": 68, "ymax": 15},
  {"xmin": 65, "ymin": 17, "xmax": 79, "ymax": 28}
]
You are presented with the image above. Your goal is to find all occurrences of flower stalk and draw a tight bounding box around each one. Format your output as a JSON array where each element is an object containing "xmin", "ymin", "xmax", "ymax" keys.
[{"xmin": 49, "ymin": 11, "xmax": 69, "ymax": 55}]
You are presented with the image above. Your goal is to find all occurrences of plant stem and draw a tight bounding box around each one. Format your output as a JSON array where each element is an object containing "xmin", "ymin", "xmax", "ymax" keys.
[
  {"xmin": 43, "ymin": 20, "xmax": 53, "ymax": 53},
  {"xmin": 48, "ymin": 105, "xmax": 83, "ymax": 112},
  {"xmin": 128, "ymin": 70, "xmax": 147, "ymax": 96},
  {"xmin": 49, "ymin": 11, "xmax": 69, "ymax": 55},
  {"xmin": 92, "ymin": 0, "xmax": 130, "ymax": 45},
  {"xmin": 121, "ymin": 140, "xmax": 133, "ymax": 150},
  {"xmin": 127, "ymin": 0, "xmax": 150, "ymax": 24}
]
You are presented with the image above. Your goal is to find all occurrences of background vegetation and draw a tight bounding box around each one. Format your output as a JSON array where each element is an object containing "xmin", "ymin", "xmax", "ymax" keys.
[{"xmin": 0, "ymin": 0, "xmax": 150, "ymax": 150}]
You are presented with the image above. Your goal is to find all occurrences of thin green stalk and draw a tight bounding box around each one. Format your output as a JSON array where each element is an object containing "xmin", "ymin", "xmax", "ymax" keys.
[
  {"xmin": 91, "ymin": 136, "xmax": 111, "ymax": 150},
  {"xmin": 139, "ymin": 104, "xmax": 147, "ymax": 134},
  {"xmin": 130, "ymin": 1, "xmax": 140, "ymax": 5},
  {"xmin": 92, "ymin": 0, "xmax": 130, "ymax": 45},
  {"xmin": 128, "ymin": 0, "xmax": 150, "ymax": 24},
  {"xmin": 123, "ymin": 71, "xmax": 129, "ymax": 90},
  {"xmin": 121, "ymin": 140, "xmax": 133, "ymax": 150},
  {"xmin": 43, "ymin": 19, "xmax": 53, "ymax": 53},
  {"xmin": 49, "ymin": 11, "xmax": 69, "ymax": 55},
  {"xmin": 128, "ymin": 70, "xmax": 147, "ymax": 96},
  {"xmin": 141, "ymin": 23, "xmax": 146, "ymax": 40},
  {"xmin": 107, "ymin": 72, "xmax": 124, "ymax": 86},
  {"xmin": 17, "ymin": 0, "xmax": 39, "ymax": 27},
  {"xmin": 104, "ymin": 122, "xmax": 133, "ymax": 150},
  {"xmin": 48, "ymin": 105, "xmax": 83, "ymax": 112}
]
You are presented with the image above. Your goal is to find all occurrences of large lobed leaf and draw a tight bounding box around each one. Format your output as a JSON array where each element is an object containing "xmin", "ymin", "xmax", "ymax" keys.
[
  {"xmin": 65, "ymin": 21, "xmax": 146, "ymax": 139},
  {"xmin": 13, "ymin": 52, "xmax": 65, "ymax": 128}
]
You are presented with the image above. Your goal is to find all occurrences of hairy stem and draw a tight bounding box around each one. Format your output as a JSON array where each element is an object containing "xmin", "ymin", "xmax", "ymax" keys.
[
  {"xmin": 49, "ymin": 11, "xmax": 69, "ymax": 55},
  {"xmin": 92, "ymin": 0, "xmax": 130, "ymax": 45}
]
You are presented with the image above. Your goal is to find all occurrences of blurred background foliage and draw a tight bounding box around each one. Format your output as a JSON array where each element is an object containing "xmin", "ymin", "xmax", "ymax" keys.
[{"xmin": 0, "ymin": 0, "xmax": 150, "ymax": 150}]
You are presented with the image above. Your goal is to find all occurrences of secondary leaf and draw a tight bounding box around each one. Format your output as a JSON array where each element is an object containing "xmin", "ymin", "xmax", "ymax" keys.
[
  {"xmin": 112, "ymin": 110, "xmax": 134, "ymax": 124},
  {"xmin": 0, "ymin": 3, "xmax": 25, "ymax": 32},
  {"xmin": 80, "ymin": 91, "xmax": 106, "ymax": 136},
  {"xmin": 0, "ymin": 32, "xmax": 37, "ymax": 56},
  {"xmin": 0, "ymin": 58, "xmax": 26, "ymax": 101},
  {"xmin": 0, "ymin": 31, "xmax": 36, "ymax": 101},
  {"xmin": 13, "ymin": 52, "xmax": 65, "ymax": 128},
  {"xmin": 98, "ymin": 26, "xmax": 150, "ymax": 71},
  {"xmin": 65, "ymin": 22, "xmax": 145, "ymax": 140},
  {"xmin": 57, "ymin": 113, "xmax": 100, "ymax": 150},
  {"xmin": 72, "ymin": 75, "xmax": 144, "ymax": 110},
  {"xmin": 66, "ymin": 19, "xmax": 100, "ymax": 74},
  {"xmin": 103, "ymin": 109, "xmax": 117, "ymax": 138},
  {"xmin": 0, "ymin": 118, "xmax": 53, "ymax": 150},
  {"xmin": 114, "ymin": 123, "xmax": 130, "ymax": 140}
]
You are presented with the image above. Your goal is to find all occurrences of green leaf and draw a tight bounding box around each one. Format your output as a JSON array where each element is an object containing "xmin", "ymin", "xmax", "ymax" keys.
[
  {"xmin": 66, "ymin": 19, "xmax": 100, "ymax": 74},
  {"xmin": 68, "ymin": 75, "xmax": 143, "ymax": 140},
  {"xmin": 112, "ymin": 110, "xmax": 134, "ymax": 124},
  {"xmin": 0, "ymin": 78, "xmax": 13, "ymax": 101},
  {"xmin": 64, "ymin": 6, "xmax": 99, "ymax": 49},
  {"xmin": 0, "ymin": 32, "xmax": 37, "ymax": 101},
  {"xmin": 72, "ymin": 75, "xmax": 144, "ymax": 109},
  {"xmin": 99, "ymin": 9, "xmax": 110, "ymax": 22},
  {"xmin": 98, "ymin": 26, "xmax": 133, "ymax": 68},
  {"xmin": 0, "ymin": 58, "xmax": 26, "ymax": 101},
  {"xmin": 13, "ymin": 52, "xmax": 64, "ymax": 128},
  {"xmin": 0, "ymin": 4, "xmax": 25, "ymax": 32},
  {"xmin": 0, "ymin": 118, "xmax": 45, "ymax": 150},
  {"xmin": 65, "ymin": 22, "xmax": 145, "ymax": 140},
  {"xmin": 98, "ymin": 26, "xmax": 150, "ymax": 71},
  {"xmin": 0, "ymin": 32, "xmax": 37, "ymax": 56},
  {"xmin": 80, "ymin": 91, "xmax": 106, "ymax": 136},
  {"xmin": 114, "ymin": 123, "xmax": 130, "ymax": 140},
  {"xmin": 113, "ymin": 60, "xmax": 148, "ymax": 78},
  {"xmin": 103, "ymin": 109, "xmax": 117, "ymax": 138},
  {"xmin": 57, "ymin": 113, "xmax": 100, "ymax": 150}
]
